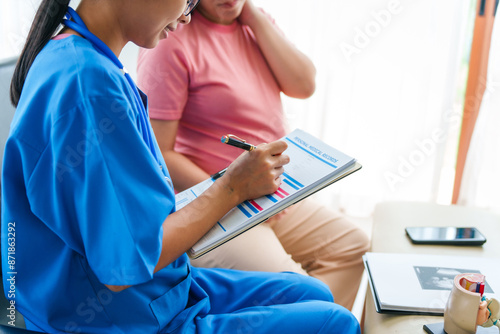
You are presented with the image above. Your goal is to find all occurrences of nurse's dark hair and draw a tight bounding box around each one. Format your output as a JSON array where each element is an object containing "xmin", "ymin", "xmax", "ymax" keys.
[{"xmin": 10, "ymin": 0, "xmax": 70, "ymax": 107}]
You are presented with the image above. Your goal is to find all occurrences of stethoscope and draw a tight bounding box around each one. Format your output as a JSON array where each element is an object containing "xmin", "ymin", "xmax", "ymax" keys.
[{"xmin": 62, "ymin": 7, "xmax": 172, "ymax": 186}]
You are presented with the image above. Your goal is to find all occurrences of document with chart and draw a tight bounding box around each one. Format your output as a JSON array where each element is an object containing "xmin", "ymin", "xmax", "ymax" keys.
[
  {"xmin": 175, "ymin": 128, "xmax": 362, "ymax": 259},
  {"xmin": 363, "ymin": 252, "xmax": 500, "ymax": 315}
]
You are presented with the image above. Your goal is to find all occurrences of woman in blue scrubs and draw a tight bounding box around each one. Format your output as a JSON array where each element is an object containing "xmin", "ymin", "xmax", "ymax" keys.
[{"xmin": 2, "ymin": 0, "xmax": 360, "ymax": 333}]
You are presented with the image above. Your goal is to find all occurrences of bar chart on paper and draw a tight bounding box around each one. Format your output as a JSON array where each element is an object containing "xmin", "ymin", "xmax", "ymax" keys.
[
  {"xmin": 238, "ymin": 176, "xmax": 299, "ymax": 218},
  {"xmin": 175, "ymin": 128, "xmax": 360, "ymax": 258},
  {"xmin": 174, "ymin": 176, "xmax": 301, "ymax": 236}
]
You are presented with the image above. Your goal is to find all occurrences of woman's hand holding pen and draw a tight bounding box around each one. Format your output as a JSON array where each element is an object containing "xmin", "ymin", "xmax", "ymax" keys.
[
  {"xmin": 154, "ymin": 140, "xmax": 288, "ymax": 270},
  {"xmin": 153, "ymin": 138, "xmax": 288, "ymax": 269},
  {"xmin": 219, "ymin": 140, "xmax": 290, "ymax": 203}
]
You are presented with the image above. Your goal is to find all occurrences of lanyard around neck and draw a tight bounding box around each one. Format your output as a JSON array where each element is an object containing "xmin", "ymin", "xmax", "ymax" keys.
[{"xmin": 61, "ymin": 7, "xmax": 161, "ymax": 164}]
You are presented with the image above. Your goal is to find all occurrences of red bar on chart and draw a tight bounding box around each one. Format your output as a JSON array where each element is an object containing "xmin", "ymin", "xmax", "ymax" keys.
[
  {"xmin": 249, "ymin": 200, "xmax": 263, "ymax": 211},
  {"xmin": 274, "ymin": 191, "xmax": 285, "ymax": 199},
  {"xmin": 276, "ymin": 187, "xmax": 289, "ymax": 196}
]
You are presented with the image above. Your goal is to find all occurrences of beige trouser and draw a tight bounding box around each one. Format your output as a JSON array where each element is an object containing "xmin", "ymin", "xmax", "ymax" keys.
[{"xmin": 190, "ymin": 198, "xmax": 371, "ymax": 310}]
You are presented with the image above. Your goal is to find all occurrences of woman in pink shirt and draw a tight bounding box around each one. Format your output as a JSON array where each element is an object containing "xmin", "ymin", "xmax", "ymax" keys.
[{"xmin": 137, "ymin": 0, "xmax": 370, "ymax": 310}]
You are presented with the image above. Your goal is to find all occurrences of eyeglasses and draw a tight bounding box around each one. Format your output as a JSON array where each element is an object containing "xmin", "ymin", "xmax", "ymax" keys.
[{"xmin": 184, "ymin": 0, "xmax": 201, "ymax": 16}]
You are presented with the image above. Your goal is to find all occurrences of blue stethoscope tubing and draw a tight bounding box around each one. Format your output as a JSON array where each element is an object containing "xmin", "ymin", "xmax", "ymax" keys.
[{"xmin": 62, "ymin": 7, "xmax": 161, "ymax": 166}]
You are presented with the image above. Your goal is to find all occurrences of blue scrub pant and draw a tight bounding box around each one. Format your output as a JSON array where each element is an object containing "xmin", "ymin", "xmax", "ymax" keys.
[{"xmin": 176, "ymin": 268, "xmax": 360, "ymax": 334}]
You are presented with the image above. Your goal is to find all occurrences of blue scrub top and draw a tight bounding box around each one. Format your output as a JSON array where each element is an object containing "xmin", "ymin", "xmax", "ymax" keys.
[{"xmin": 1, "ymin": 36, "xmax": 197, "ymax": 333}]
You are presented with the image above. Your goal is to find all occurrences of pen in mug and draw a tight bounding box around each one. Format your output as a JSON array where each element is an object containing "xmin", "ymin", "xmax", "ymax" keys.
[{"xmin": 211, "ymin": 135, "xmax": 257, "ymax": 180}]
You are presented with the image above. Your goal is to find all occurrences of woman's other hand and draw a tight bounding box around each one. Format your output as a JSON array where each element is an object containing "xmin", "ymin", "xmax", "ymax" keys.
[{"xmin": 237, "ymin": 0, "xmax": 260, "ymax": 27}]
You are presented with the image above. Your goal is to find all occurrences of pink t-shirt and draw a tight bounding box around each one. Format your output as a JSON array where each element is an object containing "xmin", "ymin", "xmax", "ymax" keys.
[
  {"xmin": 137, "ymin": 11, "xmax": 287, "ymax": 175},
  {"xmin": 52, "ymin": 33, "xmax": 71, "ymax": 40}
]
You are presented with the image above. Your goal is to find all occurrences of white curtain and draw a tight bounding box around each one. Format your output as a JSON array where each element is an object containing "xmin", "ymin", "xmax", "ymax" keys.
[
  {"xmin": 254, "ymin": 0, "xmax": 475, "ymax": 216},
  {"xmin": 0, "ymin": 0, "xmax": 88, "ymax": 60},
  {"xmin": 458, "ymin": 17, "xmax": 500, "ymax": 211},
  {"xmin": 0, "ymin": 0, "xmax": 138, "ymax": 78},
  {"xmin": 0, "ymin": 0, "xmax": 42, "ymax": 60},
  {"xmin": 2, "ymin": 0, "xmax": 476, "ymax": 216}
]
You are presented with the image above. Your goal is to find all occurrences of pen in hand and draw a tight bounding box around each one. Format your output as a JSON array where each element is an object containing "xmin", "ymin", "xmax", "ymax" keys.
[
  {"xmin": 211, "ymin": 167, "xmax": 228, "ymax": 181},
  {"xmin": 221, "ymin": 135, "xmax": 257, "ymax": 151},
  {"xmin": 211, "ymin": 135, "xmax": 257, "ymax": 180}
]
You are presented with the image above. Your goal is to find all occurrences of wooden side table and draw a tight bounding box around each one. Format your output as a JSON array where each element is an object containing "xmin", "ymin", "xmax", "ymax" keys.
[{"xmin": 362, "ymin": 201, "xmax": 500, "ymax": 333}]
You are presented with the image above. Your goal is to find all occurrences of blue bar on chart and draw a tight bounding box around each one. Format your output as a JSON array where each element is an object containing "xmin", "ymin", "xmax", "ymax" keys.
[
  {"xmin": 283, "ymin": 172, "xmax": 305, "ymax": 189},
  {"xmin": 283, "ymin": 179, "xmax": 299, "ymax": 190},
  {"xmin": 237, "ymin": 204, "xmax": 252, "ymax": 218},
  {"xmin": 265, "ymin": 194, "xmax": 278, "ymax": 203},
  {"xmin": 243, "ymin": 201, "xmax": 260, "ymax": 214},
  {"xmin": 217, "ymin": 222, "xmax": 226, "ymax": 232}
]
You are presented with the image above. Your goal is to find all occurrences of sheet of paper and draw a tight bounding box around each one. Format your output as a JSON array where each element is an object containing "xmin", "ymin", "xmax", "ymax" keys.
[{"xmin": 175, "ymin": 129, "xmax": 357, "ymax": 258}]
